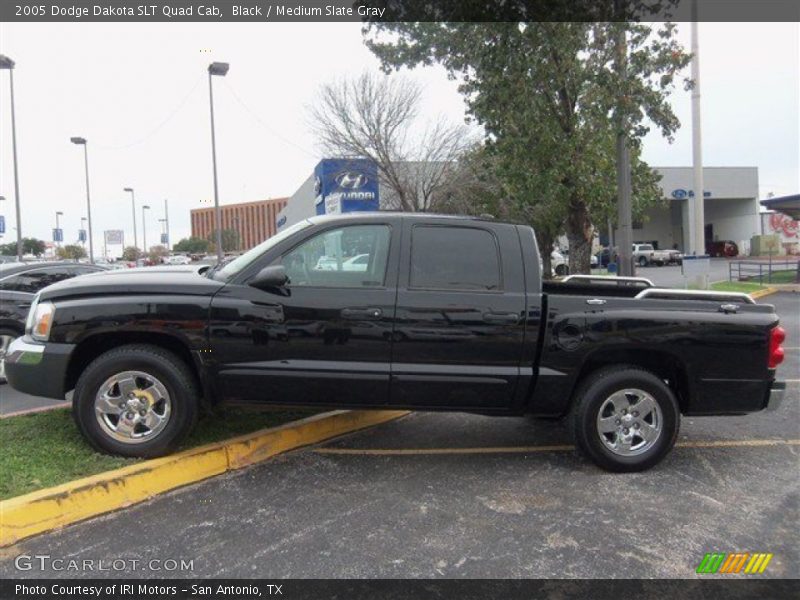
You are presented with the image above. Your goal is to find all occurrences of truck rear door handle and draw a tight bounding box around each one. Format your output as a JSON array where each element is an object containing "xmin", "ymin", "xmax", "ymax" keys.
[
  {"xmin": 586, "ymin": 298, "xmax": 606, "ymax": 306},
  {"xmin": 341, "ymin": 307, "xmax": 383, "ymax": 320},
  {"xmin": 16, "ymin": 302, "xmax": 31, "ymax": 310},
  {"xmin": 483, "ymin": 312, "xmax": 520, "ymax": 324},
  {"xmin": 719, "ymin": 303, "xmax": 739, "ymax": 314}
]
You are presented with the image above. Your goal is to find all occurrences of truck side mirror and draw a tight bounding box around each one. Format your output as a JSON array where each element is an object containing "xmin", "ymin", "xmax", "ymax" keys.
[{"xmin": 249, "ymin": 265, "xmax": 289, "ymax": 291}]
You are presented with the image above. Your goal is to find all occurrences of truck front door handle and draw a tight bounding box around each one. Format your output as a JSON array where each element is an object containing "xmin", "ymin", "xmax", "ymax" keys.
[
  {"xmin": 586, "ymin": 298, "xmax": 607, "ymax": 306},
  {"xmin": 341, "ymin": 307, "xmax": 383, "ymax": 320}
]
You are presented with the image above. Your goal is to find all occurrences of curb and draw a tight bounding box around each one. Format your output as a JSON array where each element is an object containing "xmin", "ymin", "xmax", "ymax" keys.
[
  {"xmin": 0, "ymin": 402, "xmax": 70, "ymax": 419},
  {"xmin": 750, "ymin": 288, "xmax": 778, "ymax": 299},
  {"xmin": 0, "ymin": 409, "xmax": 408, "ymax": 547}
]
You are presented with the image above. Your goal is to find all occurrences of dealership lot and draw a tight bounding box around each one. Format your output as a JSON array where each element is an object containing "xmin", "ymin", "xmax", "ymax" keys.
[{"xmin": 2, "ymin": 293, "xmax": 797, "ymax": 579}]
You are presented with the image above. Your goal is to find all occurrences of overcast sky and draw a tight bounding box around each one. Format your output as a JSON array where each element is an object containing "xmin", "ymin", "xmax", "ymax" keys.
[{"xmin": 0, "ymin": 22, "xmax": 797, "ymax": 253}]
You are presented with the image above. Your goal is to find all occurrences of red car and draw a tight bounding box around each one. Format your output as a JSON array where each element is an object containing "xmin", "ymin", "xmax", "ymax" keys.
[{"xmin": 706, "ymin": 240, "xmax": 739, "ymax": 257}]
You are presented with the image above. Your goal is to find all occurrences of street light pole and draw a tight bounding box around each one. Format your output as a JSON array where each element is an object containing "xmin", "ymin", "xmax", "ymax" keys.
[
  {"xmin": 142, "ymin": 205, "xmax": 150, "ymax": 254},
  {"xmin": 123, "ymin": 187, "xmax": 137, "ymax": 250},
  {"xmin": 207, "ymin": 61, "xmax": 229, "ymax": 264},
  {"xmin": 164, "ymin": 198, "xmax": 170, "ymax": 250},
  {"xmin": 70, "ymin": 137, "xmax": 95, "ymax": 264},
  {"xmin": 0, "ymin": 55, "xmax": 23, "ymax": 262}
]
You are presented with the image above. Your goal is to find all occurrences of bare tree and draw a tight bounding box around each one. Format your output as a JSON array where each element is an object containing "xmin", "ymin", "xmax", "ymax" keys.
[{"xmin": 309, "ymin": 71, "xmax": 472, "ymax": 212}]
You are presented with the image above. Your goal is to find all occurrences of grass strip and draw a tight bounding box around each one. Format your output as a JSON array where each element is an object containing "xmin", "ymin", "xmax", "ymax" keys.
[{"xmin": 0, "ymin": 407, "xmax": 317, "ymax": 500}]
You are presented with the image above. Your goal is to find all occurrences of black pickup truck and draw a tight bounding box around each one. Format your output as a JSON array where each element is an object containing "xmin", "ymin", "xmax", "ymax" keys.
[{"xmin": 5, "ymin": 214, "xmax": 787, "ymax": 471}]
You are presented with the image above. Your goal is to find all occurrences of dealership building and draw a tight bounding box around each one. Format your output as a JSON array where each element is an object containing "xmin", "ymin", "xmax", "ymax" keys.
[
  {"xmin": 190, "ymin": 197, "xmax": 287, "ymax": 251},
  {"xmin": 193, "ymin": 161, "xmax": 762, "ymax": 256},
  {"xmin": 623, "ymin": 166, "xmax": 761, "ymax": 252}
]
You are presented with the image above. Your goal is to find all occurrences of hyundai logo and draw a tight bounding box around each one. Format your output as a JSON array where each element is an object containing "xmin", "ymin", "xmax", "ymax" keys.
[{"xmin": 335, "ymin": 172, "xmax": 368, "ymax": 189}]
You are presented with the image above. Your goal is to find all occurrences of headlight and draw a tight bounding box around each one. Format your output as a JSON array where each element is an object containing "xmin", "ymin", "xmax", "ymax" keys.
[{"xmin": 28, "ymin": 300, "xmax": 56, "ymax": 342}]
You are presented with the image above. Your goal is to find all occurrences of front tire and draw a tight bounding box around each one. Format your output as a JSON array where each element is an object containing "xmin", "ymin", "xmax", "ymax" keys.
[
  {"xmin": 571, "ymin": 366, "xmax": 679, "ymax": 472},
  {"xmin": 73, "ymin": 344, "xmax": 199, "ymax": 458},
  {"xmin": 638, "ymin": 256, "xmax": 648, "ymax": 267}
]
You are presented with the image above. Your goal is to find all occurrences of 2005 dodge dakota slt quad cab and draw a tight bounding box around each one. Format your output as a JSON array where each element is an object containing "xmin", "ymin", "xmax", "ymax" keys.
[{"xmin": 5, "ymin": 214, "xmax": 787, "ymax": 471}]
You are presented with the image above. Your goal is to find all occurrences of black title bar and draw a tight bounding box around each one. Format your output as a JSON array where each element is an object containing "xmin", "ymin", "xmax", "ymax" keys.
[{"xmin": 2, "ymin": 0, "xmax": 800, "ymax": 23}]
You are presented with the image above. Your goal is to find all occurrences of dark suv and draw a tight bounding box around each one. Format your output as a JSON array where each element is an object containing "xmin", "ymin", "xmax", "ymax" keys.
[{"xmin": 0, "ymin": 261, "xmax": 106, "ymax": 382}]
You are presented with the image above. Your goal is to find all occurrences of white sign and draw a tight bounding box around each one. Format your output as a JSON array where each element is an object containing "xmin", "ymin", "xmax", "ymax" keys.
[{"xmin": 105, "ymin": 230, "xmax": 124, "ymax": 245}]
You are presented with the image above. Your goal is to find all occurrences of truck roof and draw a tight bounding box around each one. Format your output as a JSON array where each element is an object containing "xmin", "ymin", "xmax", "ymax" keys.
[{"xmin": 308, "ymin": 211, "xmax": 521, "ymax": 226}]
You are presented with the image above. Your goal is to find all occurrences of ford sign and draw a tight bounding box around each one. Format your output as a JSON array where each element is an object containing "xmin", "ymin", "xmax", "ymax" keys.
[{"xmin": 335, "ymin": 172, "xmax": 368, "ymax": 190}]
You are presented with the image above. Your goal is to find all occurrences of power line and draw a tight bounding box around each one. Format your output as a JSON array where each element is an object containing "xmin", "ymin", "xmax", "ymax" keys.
[
  {"xmin": 96, "ymin": 74, "xmax": 204, "ymax": 150},
  {"xmin": 221, "ymin": 79, "xmax": 317, "ymax": 159}
]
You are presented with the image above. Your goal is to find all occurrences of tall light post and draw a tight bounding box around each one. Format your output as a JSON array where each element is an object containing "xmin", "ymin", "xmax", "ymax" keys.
[
  {"xmin": 123, "ymin": 187, "xmax": 137, "ymax": 250},
  {"xmin": 55, "ymin": 211, "xmax": 64, "ymax": 249},
  {"xmin": 70, "ymin": 137, "xmax": 95, "ymax": 264},
  {"xmin": 142, "ymin": 204, "xmax": 150, "ymax": 255},
  {"xmin": 207, "ymin": 61, "xmax": 229, "ymax": 264},
  {"xmin": 0, "ymin": 54, "xmax": 23, "ymax": 261},
  {"xmin": 163, "ymin": 198, "xmax": 170, "ymax": 250}
]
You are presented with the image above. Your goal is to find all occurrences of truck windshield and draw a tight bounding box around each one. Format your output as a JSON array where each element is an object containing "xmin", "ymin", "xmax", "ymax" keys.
[{"xmin": 209, "ymin": 220, "xmax": 313, "ymax": 282}]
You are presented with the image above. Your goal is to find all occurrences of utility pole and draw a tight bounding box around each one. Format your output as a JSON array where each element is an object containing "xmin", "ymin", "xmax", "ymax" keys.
[
  {"xmin": 614, "ymin": 10, "xmax": 633, "ymax": 276},
  {"xmin": 691, "ymin": 12, "xmax": 705, "ymax": 257},
  {"xmin": 164, "ymin": 198, "xmax": 170, "ymax": 250}
]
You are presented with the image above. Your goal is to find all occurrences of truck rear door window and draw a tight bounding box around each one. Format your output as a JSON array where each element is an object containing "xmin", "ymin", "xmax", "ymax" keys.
[{"xmin": 410, "ymin": 225, "xmax": 501, "ymax": 291}]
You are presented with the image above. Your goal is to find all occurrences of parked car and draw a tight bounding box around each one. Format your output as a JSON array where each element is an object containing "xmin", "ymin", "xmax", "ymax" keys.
[
  {"xmin": 5, "ymin": 214, "xmax": 786, "ymax": 472},
  {"xmin": 0, "ymin": 261, "xmax": 107, "ymax": 382},
  {"xmin": 166, "ymin": 254, "xmax": 192, "ymax": 266},
  {"xmin": 706, "ymin": 240, "xmax": 739, "ymax": 258}
]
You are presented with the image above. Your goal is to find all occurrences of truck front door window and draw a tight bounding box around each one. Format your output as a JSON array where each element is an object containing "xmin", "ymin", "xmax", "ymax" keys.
[{"xmin": 282, "ymin": 225, "xmax": 391, "ymax": 288}]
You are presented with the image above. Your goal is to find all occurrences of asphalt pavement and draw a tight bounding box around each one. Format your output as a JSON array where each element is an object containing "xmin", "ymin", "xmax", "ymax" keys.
[{"xmin": 2, "ymin": 292, "xmax": 797, "ymax": 579}]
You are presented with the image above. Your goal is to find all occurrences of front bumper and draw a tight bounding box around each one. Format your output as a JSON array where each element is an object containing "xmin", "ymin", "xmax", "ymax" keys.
[
  {"xmin": 765, "ymin": 381, "xmax": 786, "ymax": 412},
  {"xmin": 4, "ymin": 336, "xmax": 75, "ymax": 400}
]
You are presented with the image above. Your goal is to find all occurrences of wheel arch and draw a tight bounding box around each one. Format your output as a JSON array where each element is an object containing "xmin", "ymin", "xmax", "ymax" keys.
[
  {"xmin": 571, "ymin": 348, "xmax": 691, "ymax": 414},
  {"xmin": 65, "ymin": 331, "xmax": 212, "ymax": 409}
]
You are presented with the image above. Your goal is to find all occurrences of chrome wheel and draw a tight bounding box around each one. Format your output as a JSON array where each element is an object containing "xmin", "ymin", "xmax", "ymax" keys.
[
  {"xmin": 596, "ymin": 388, "xmax": 662, "ymax": 457},
  {"xmin": 94, "ymin": 370, "xmax": 171, "ymax": 444},
  {"xmin": 0, "ymin": 334, "xmax": 14, "ymax": 382}
]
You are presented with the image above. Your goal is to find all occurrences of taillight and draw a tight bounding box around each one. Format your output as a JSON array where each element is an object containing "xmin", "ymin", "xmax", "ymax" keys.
[{"xmin": 768, "ymin": 326, "xmax": 786, "ymax": 369}]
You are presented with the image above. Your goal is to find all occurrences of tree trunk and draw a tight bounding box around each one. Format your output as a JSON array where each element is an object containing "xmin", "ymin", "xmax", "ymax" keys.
[
  {"xmin": 566, "ymin": 199, "xmax": 593, "ymax": 275},
  {"xmin": 538, "ymin": 231, "xmax": 555, "ymax": 279}
]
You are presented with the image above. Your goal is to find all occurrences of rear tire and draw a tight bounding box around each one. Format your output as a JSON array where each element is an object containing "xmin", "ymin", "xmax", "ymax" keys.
[
  {"xmin": 73, "ymin": 344, "xmax": 199, "ymax": 458},
  {"xmin": 570, "ymin": 366, "xmax": 679, "ymax": 472}
]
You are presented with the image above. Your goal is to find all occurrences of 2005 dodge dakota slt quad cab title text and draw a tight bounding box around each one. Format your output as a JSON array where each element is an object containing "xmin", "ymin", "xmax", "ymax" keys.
[{"xmin": 5, "ymin": 214, "xmax": 787, "ymax": 471}]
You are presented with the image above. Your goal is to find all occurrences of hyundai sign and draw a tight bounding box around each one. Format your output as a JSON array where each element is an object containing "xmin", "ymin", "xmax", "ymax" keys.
[{"xmin": 314, "ymin": 158, "xmax": 379, "ymax": 216}]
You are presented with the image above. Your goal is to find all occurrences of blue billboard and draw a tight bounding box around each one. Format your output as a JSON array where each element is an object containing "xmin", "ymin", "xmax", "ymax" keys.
[
  {"xmin": 313, "ymin": 158, "xmax": 379, "ymax": 217},
  {"xmin": 53, "ymin": 228, "xmax": 63, "ymax": 243},
  {"xmin": 0, "ymin": 215, "xmax": 5, "ymax": 235},
  {"xmin": 78, "ymin": 229, "xmax": 87, "ymax": 242}
]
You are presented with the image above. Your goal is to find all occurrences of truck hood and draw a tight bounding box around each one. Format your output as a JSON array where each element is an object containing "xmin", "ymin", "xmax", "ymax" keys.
[{"xmin": 38, "ymin": 265, "xmax": 226, "ymax": 301}]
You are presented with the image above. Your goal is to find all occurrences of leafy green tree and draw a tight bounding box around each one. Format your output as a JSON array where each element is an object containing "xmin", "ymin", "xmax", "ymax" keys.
[
  {"xmin": 148, "ymin": 245, "xmax": 169, "ymax": 264},
  {"xmin": 1, "ymin": 238, "xmax": 47, "ymax": 256},
  {"xmin": 56, "ymin": 244, "xmax": 87, "ymax": 260},
  {"xmin": 174, "ymin": 236, "xmax": 210, "ymax": 254},
  {"xmin": 207, "ymin": 229, "xmax": 240, "ymax": 253},
  {"xmin": 121, "ymin": 246, "xmax": 141, "ymax": 261},
  {"xmin": 366, "ymin": 19, "xmax": 690, "ymax": 273}
]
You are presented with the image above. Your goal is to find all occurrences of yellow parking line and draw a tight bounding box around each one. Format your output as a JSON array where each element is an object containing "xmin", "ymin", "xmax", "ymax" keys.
[{"xmin": 314, "ymin": 439, "xmax": 800, "ymax": 456}]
